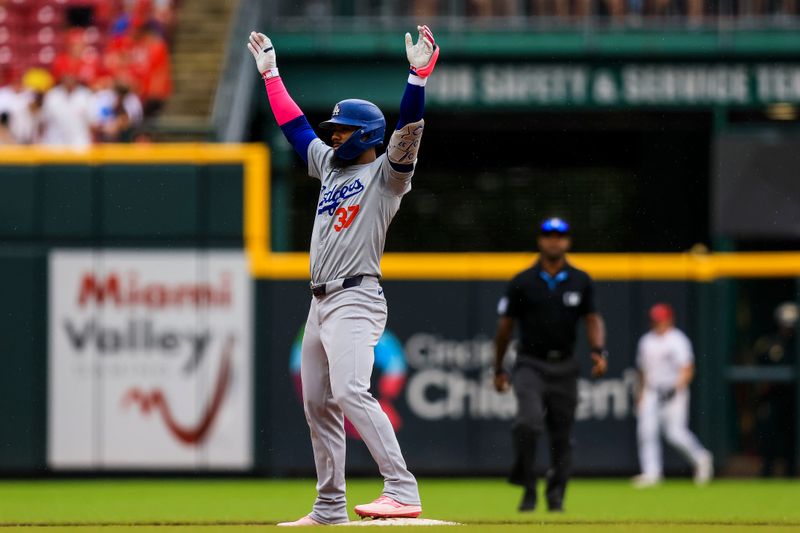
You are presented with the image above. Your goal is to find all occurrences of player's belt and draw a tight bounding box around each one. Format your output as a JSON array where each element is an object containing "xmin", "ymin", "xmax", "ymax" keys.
[{"xmin": 310, "ymin": 275, "xmax": 364, "ymax": 298}]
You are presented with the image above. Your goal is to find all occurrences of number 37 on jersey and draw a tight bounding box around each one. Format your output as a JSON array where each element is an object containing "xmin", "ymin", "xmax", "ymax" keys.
[{"xmin": 333, "ymin": 205, "xmax": 360, "ymax": 232}]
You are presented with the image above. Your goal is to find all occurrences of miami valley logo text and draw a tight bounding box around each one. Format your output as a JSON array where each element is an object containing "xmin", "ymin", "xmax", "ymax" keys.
[
  {"xmin": 48, "ymin": 251, "xmax": 252, "ymax": 470},
  {"xmin": 70, "ymin": 271, "xmax": 233, "ymax": 445}
]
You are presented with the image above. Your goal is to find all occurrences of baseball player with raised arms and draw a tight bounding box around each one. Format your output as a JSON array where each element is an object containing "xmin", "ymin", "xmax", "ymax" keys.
[
  {"xmin": 633, "ymin": 303, "xmax": 713, "ymax": 488},
  {"xmin": 247, "ymin": 25, "xmax": 439, "ymax": 526}
]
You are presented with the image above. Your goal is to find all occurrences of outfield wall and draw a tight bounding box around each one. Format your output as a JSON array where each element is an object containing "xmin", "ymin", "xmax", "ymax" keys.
[
  {"xmin": 258, "ymin": 278, "xmax": 702, "ymax": 476},
  {"xmin": 0, "ymin": 145, "xmax": 797, "ymax": 476}
]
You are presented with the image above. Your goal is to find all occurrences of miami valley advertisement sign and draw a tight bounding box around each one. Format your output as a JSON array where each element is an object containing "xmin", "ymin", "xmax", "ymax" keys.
[{"xmin": 48, "ymin": 250, "xmax": 252, "ymax": 470}]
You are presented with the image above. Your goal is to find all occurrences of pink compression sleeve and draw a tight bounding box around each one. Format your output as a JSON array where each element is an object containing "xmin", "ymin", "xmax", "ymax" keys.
[{"xmin": 264, "ymin": 76, "xmax": 303, "ymax": 126}]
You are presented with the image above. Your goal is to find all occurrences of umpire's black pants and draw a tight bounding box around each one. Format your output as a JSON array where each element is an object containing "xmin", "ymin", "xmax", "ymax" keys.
[{"xmin": 509, "ymin": 358, "xmax": 578, "ymax": 507}]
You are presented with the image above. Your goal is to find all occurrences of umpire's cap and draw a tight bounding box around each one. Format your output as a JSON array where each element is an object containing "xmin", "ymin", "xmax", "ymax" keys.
[
  {"xmin": 319, "ymin": 99, "xmax": 386, "ymax": 161},
  {"xmin": 539, "ymin": 217, "xmax": 570, "ymax": 235}
]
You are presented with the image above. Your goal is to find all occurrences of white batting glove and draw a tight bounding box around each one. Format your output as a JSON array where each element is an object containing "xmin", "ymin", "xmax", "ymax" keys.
[
  {"xmin": 247, "ymin": 31, "xmax": 278, "ymax": 78},
  {"xmin": 405, "ymin": 25, "xmax": 440, "ymax": 79}
]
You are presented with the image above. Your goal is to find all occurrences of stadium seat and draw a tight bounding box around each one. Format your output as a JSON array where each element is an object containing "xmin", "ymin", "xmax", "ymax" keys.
[
  {"xmin": 0, "ymin": 45, "xmax": 15, "ymax": 66},
  {"xmin": 34, "ymin": 5, "xmax": 63, "ymax": 25},
  {"xmin": 33, "ymin": 26, "xmax": 58, "ymax": 45},
  {"xmin": 33, "ymin": 45, "xmax": 57, "ymax": 65},
  {"xmin": 8, "ymin": 0, "xmax": 36, "ymax": 9},
  {"xmin": 0, "ymin": 8, "xmax": 24, "ymax": 27}
]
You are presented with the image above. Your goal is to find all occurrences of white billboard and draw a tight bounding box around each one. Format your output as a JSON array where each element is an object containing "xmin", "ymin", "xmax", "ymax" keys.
[{"xmin": 48, "ymin": 250, "xmax": 252, "ymax": 469}]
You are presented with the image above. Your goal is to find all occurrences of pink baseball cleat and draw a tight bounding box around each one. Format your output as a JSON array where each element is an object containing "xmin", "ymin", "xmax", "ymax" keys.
[
  {"xmin": 354, "ymin": 496, "xmax": 422, "ymax": 519},
  {"xmin": 277, "ymin": 514, "xmax": 323, "ymax": 527}
]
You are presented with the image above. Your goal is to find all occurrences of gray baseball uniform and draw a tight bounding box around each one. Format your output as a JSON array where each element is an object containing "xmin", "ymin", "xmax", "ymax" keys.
[
  {"xmin": 307, "ymin": 138, "xmax": 411, "ymax": 285},
  {"xmin": 301, "ymin": 138, "xmax": 420, "ymax": 524}
]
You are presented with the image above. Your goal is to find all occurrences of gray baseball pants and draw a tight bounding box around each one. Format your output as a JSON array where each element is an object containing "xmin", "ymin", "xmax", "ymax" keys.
[{"xmin": 300, "ymin": 276, "xmax": 420, "ymax": 524}]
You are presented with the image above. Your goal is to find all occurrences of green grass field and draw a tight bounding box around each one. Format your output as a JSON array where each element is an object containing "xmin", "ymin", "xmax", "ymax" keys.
[{"xmin": 1, "ymin": 478, "xmax": 799, "ymax": 532}]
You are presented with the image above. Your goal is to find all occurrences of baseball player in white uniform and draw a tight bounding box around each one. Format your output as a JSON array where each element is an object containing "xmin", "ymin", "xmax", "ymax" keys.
[
  {"xmin": 632, "ymin": 303, "xmax": 713, "ymax": 488},
  {"xmin": 248, "ymin": 25, "xmax": 440, "ymax": 526}
]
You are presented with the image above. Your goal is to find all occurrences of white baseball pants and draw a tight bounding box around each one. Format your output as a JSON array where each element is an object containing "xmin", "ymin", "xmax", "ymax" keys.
[{"xmin": 637, "ymin": 388, "xmax": 708, "ymax": 478}]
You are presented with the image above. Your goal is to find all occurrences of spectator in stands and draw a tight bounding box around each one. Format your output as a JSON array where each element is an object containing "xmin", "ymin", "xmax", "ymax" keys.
[
  {"xmin": 648, "ymin": 0, "xmax": 704, "ymax": 22},
  {"xmin": 738, "ymin": 0, "xmax": 796, "ymax": 16},
  {"xmin": 104, "ymin": 30, "xmax": 134, "ymax": 84},
  {"xmin": 413, "ymin": 0, "xmax": 439, "ymax": 18},
  {"xmin": 41, "ymin": 72, "xmax": 93, "ymax": 147},
  {"xmin": 10, "ymin": 90, "xmax": 46, "ymax": 145},
  {"xmin": 0, "ymin": 93, "xmax": 10, "ymax": 139},
  {"xmin": 5, "ymin": 68, "xmax": 53, "ymax": 145},
  {"xmin": 687, "ymin": 0, "xmax": 705, "ymax": 23},
  {"xmin": 531, "ymin": 0, "xmax": 591, "ymax": 18},
  {"xmin": 0, "ymin": 69, "xmax": 21, "ymax": 121},
  {"xmin": 471, "ymin": 0, "xmax": 518, "ymax": 17},
  {"xmin": 0, "ymin": 108, "xmax": 14, "ymax": 144},
  {"xmin": 152, "ymin": 0, "xmax": 176, "ymax": 38},
  {"xmin": 92, "ymin": 75, "xmax": 142, "ymax": 142},
  {"xmin": 52, "ymin": 28, "xmax": 103, "ymax": 88},
  {"xmin": 106, "ymin": 17, "xmax": 170, "ymax": 118},
  {"xmin": 127, "ymin": 20, "xmax": 172, "ymax": 117},
  {"xmin": 111, "ymin": 0, "xmax": 168, "ymax": 39},
  {"xmin": 414, "ymin": 0, "xmax": 520, "ymax": 18},
  {"xmin": 605, "ymin": 0, "xmax": 625, "ymax": 18},
  {"xmin": 0, "ymin": 0, "xmax": 176, "ymax": 144},
  {"xmin": 94, "ymin": 0, "xmax": 125, "ymax": 33}
]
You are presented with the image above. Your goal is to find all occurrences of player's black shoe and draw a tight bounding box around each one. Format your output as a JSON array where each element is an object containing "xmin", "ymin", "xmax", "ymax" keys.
[{"xmin": 518, "ymin": 488, "xmax": 537, "ymax": 512}]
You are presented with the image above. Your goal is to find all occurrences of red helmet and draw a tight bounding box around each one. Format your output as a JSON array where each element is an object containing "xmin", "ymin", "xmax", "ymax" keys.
[{"xmin": 649, "ymin": 303, "xmax": 674, "ymax": 323}]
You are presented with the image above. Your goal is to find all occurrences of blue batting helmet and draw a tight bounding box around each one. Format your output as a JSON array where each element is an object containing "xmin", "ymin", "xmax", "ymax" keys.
[{"xmin": 319, "ymin": 99, "xmax": 386, "ymax": 161}]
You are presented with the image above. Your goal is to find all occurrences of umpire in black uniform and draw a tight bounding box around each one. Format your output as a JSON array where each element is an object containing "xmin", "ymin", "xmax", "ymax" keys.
[{"xmin": 493, "ymin": 217, "xmax": 607, "ymax": 512}]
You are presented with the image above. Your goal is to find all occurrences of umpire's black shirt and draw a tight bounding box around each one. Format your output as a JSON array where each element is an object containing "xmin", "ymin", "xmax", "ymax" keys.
[{"xmin": 499, "ymin": 260, "xmax": 595, "ymax": 361}]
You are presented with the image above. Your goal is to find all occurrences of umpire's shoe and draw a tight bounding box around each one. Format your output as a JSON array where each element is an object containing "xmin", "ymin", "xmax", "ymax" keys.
[
  {"xmin": 545, "ymin": 490, "xmax": 564, "ymax": 512},
  {"xmin": 547, "ymin": 499, "xmax": 564, "ymax": 513},
  {"xmin": 518, "ymin": 487, "xmax": 537, "ymax": 512},
  {"xmin": 545, "ymin": 477, "xmax": 564, "ymax": 511}
]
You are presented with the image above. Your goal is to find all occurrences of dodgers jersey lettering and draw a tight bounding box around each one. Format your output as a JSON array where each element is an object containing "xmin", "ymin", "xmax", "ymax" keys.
[{"xmin": 307, "ymin": 138, "xmax": 413, "ymax": 285}]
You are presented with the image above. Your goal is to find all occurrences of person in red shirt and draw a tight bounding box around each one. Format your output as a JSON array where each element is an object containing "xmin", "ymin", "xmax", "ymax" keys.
[
  {"xmin": 103, "ymin": 31, "xmax": 134, "ymax": 84},
  {"xmin": 52, "ymin": 28, "xmax": 103, "ymax": 86},
  {"xmin": 127, "ymin": 20, "xmax": 172, "ymax": 117},
  {"xmin": 102, "ymin": 18, "xmax": 171, "ymax": 117},
  {"xmin": 124, "ymin": 21, "xmax": 172, "ymax": 117}
]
